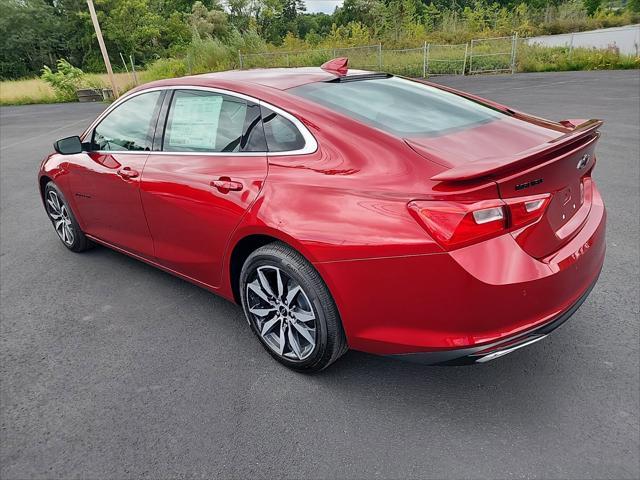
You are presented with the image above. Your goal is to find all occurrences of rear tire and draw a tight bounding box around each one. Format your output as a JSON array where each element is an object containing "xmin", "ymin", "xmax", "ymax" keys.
[
  {"xmin": 44, "ymin": 182, "xmax": 92, "ymax": 253},
  {"xmin": 240, "ymin": 241, "xmax": 347, "ymax": 372}
]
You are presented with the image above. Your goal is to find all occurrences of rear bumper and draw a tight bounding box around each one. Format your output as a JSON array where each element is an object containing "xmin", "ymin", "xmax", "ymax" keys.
[
  {"xmin": 316, "ymin": 183, "xmax": 606, "ymax": 357},
  {"xmin": 392, "ymin": 272, "xmax": 599, "ymax": 365}
]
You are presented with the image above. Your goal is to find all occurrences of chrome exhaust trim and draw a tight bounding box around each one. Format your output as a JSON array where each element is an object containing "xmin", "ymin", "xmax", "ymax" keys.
[{"xmin": 473, "ymin": 334, "xmax": 547, "ymax": 363}]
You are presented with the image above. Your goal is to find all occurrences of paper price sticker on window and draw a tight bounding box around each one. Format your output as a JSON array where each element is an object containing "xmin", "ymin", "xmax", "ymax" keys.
[{"xmin": 167, "ymin": 94, "xmax": 223, "ymax": 150}]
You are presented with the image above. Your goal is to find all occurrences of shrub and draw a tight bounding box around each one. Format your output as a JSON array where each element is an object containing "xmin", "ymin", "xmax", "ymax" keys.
[
  {"xmin": 40, "ymin": 59, "xmax": 103, "ymax": 101},
  {"xmin": 142, "ymin": 58, "xmax": 188, "ymax": 82},
  {"xmin": 185, "ymin": 34, "xmax": 234, "ymax": 73}
]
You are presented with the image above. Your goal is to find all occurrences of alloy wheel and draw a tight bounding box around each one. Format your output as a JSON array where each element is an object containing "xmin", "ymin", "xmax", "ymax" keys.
[
  {"xmin": 246, "ymin": 265, "xmax": 317, "ymax": 361},
  {"xmin": 46, "ymin": 190, "xmax": 75, "ymax": 246}
]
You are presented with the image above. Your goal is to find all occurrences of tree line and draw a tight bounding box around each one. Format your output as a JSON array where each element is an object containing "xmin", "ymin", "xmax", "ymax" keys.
[{"xmin": 1, "ymin": 0, "xmax": 638, "ymax": 80}]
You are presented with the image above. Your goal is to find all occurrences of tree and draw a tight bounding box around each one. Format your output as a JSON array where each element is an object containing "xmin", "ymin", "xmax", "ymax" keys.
[
  {"xmin": 189, "ymin": 0, "xmax": 230, "ymax": 38},
  {"xmin": 227, "ymin": 0, "xmax": 252, "ymax": 31},
  {"xmin": 281, "ymin": 0, "xmax": 306, "ymax": 23},
  {"xmin": 334, "ymin": 0, "xmax": 387, "ymax": 36},
  {"xmin": 582, "ymin": 0, "xmax": 600, "ymax": 15},
  {"xmin": 257, "ymin": 0, "xmax": 307, "ymax": 44},
  {"xmin": 422, "ymin": 2, "xmax": 442, "ymax": 31},
  {"xmin": 0, "ymin": 0, "xmax": 66, "ymax": 79},
  {"xmin": 96, "ymin": 0, "xmax": 190, "ymax": 65},
  {"xmin": 385, "ymin": 0, "xmax": 420, "ymax": 41}
]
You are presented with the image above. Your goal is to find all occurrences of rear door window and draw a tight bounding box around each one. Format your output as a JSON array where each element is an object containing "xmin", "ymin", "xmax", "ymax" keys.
[{"xmin": 163, "ymin": 90, "xmax": 249, "ymax": 153}]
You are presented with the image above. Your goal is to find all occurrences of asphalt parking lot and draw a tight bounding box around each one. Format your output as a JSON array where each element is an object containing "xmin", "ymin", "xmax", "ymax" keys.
[{"xmin": 1, "ymin": 70, "xmax": 638, "ymax": 479}]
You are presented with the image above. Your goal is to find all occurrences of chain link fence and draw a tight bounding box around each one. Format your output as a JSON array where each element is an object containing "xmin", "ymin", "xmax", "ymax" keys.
[
  {"xmin": 239, "ymin": 35, "xmax": 519, "ymax": 77},
  {"xmin": 468, "ymin": 35, "xmax": 517, "ymax": 75},
  {"xmin": 240, "ymin": 45, "xmax": 383, "ymax": 70},
  {"xmin": 426, "ymin": 43, "xmax": 470, "ymax": 75},
  {"xmin": 381, "ymin": 47, "xmax": 424, "ymax": 76},
  {"xmin": 239, "ymin": 48, "xmax": 330, "ymax": 69},
  {"xmin": 333, "ymin": 45, "xmax": 382, "ymax": 69}
]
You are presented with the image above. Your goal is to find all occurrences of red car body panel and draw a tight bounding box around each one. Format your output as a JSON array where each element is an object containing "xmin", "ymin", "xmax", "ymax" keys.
[
  {"xmin": 317, "ymin": 185, "xmax": 605, "ymax": 354},
  {"xmin": 139, "ymin": 152, "xmax": 268, "ymax": 287},
  {"xmin": 68, "ymin": 152, "xmax": 155, "ymax": 257},
  {"xmin": 39, "ymin": 68, "xmax": 606, "ymax": 360}
]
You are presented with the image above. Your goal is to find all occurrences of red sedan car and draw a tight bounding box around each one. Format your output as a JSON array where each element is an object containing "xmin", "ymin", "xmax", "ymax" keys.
[{"xmin": 39, "ymin": 60, "xmax": 606, "ymax": 371}]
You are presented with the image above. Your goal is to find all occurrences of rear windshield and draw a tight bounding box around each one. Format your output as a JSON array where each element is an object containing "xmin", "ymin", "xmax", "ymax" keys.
[{"xmin": 289, "ymin": 76, "xmax": 503, "ymax": 137}]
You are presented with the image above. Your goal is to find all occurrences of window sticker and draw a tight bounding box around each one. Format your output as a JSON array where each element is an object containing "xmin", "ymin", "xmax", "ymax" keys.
[{"xmin": 167, "ymin": 94, "xmax": 223, "ymax": 150}]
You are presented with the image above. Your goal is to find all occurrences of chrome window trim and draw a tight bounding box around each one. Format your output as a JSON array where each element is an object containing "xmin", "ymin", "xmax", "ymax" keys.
[{"xmin": 85, "ymin": 85, "xmax": 317, "ymax": 157}]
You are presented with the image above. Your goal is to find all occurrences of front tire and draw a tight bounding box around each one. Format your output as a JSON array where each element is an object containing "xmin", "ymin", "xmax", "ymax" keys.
[
  {"xmin": 240, "ymin": 242, "xmax": 347, "ymax": 372},
  {"xmin": 44, "ymin": 182, "xmax": 92, "ymax": 252}
]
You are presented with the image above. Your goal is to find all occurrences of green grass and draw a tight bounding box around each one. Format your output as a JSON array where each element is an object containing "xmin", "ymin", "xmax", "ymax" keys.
[
  {"xmin": 517, "ymin": 44, "xmax": 640, "ymax": 72},
  {"xmin": 0, "ymin": 72, "xmax": 136, "ymax": 106}
]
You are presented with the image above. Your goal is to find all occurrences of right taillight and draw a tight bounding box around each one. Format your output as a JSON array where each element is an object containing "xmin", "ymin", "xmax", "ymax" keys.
[{"xmin": 409, "ymin": 193, "xmax": 551, "ymax": 250}]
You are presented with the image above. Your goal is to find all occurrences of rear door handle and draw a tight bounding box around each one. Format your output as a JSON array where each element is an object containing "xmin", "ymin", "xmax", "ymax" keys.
[
  {"xmin": 210, "ymin": 176, "xmax": 243, "ymax": 193},
  {"xmin": 117, "ymin": 167, "xmax": 139, "ymax": 179}
]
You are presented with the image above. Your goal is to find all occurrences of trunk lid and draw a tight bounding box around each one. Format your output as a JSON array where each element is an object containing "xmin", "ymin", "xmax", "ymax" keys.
[
  {"xmin": 494, "ymin": 129, "xmax": 599, "ymax": 258},
  {"xmin": 409, "ymin": 118, "xmax": 602, "ymax": 258}
]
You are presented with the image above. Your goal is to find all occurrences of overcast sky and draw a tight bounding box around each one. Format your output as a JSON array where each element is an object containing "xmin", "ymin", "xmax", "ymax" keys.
[{"xmin": 305, "ymin": 0, "xmax": 343, "ymax": 14}]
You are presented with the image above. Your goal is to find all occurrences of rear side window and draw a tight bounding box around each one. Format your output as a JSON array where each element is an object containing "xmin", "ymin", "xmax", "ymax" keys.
[
  {"xmin": 93, "ymin": 91, "xmax": 162, "ymax": 151},
  {"xmin": 261, "ymin": 106, "xmax": 305, "ymax": 152},
  {"xmin": 289, "ymin": 76, "xmax": 503, "ymax": 137},
  {"xmin": 163, "ymin": 90, "xmax": 248, "ymax": 152}
]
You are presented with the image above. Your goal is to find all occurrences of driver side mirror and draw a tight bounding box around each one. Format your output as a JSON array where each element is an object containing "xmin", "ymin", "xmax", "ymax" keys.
[{"xmin": 54, "ymin": 136, "xmax": 83, "ymax": 155}]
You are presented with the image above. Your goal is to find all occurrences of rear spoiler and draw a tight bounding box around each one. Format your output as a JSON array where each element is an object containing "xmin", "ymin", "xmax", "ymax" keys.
[{"xmin": 431, "ymin": 119, "xmax": 603, "ymax": 182}]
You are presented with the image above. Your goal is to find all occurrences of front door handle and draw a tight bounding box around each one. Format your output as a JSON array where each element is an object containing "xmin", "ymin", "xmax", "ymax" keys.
[
  {"xmin": 117, "ymin": 167, "xmax": 139, "ymax": 179},
  {"xmin": 210, "ymin": 176, "xmax": 243, "ymax": 194}
]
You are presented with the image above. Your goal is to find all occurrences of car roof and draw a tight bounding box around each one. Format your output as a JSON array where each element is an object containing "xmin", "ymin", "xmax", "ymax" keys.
[{"xmin": 140, "ymin": 67, "xmax": 373, "ymax": 92}]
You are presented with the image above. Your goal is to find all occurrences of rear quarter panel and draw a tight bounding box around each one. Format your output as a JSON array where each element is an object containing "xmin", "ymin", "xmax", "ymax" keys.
[{"xmin": 223, "ymin": 93, "xmax": 501, "ymax": 306}]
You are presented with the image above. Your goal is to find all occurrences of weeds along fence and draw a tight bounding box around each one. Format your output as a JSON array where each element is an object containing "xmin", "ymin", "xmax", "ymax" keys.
[
  {"xmin": 425, "ymin": 43, "xmax": 470, "ymax": 75},
  {"xmin": 381, "ymin": 43, "xmax": 468, "ymax": 76},
  {"xmin": 239, "ymin": 45, "xmax": 383, "ymax": 70},
  {"xmin": 239, "ymin": 35, "xmax": 519, "ymax": 77},
  {"xmin": 468, "ymin": 35, "xmax": 518, "ymax": 74}
]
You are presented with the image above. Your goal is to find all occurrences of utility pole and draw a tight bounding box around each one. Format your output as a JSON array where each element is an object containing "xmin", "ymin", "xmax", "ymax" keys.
[{"xmin": 86, "ymin": 0, "xmax": 119, "ymax": 97}]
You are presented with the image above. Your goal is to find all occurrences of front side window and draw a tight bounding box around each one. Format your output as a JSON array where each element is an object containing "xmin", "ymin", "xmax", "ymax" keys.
[
  {"xmin": 290, "ymin": 76, "xmax": 503, "ymax": 137},
  {"xmin": 163, "ymin": 90, "xmax": 248, "ymax": 152},
  {"xmin": 93, "ymin": 91, "xmax": 162, "ymax": 151}
]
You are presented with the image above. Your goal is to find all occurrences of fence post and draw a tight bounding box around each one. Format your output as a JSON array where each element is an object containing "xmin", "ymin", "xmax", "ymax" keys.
[
  {"xmin": 129, "ymin": 54, "xmax": 138, "ymax": 86},
  {"xmin": 422, "ymin": 41, "xmax": 427, "ymax": 78},
  {"xmin": 119, "ymin": 52, "xmax": 133, "ymax": 84},
  {"xmin": 468, "ymin": 40, "xmax": 474, "ymax": 74},
  {"xmin": 569, "ymin": 33, "xmax": 574, "ymax": 58},
  {"xmin": 332, "ymin": 48, "xmax": 336, "ymax": 58},
  {"xmin": 378, "ymin": 43, "xmax": 382, "ymax": 69},
  {"xmin": 462, "ymin": 43, "xmax": 468, "ymax": 75},
  {"xmin": 511, "ymin": 32, "xmax": 518, "ymax": 74},
  {"xmin": 238, "ymin": 50, "xmax": 243, "ymax": 69}
]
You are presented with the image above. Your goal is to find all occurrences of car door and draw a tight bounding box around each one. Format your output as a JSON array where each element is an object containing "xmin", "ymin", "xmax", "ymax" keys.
[
  {"xmin": 140, "ymin": 88, "xmax": 268, "ymax": 288},
  {"xmin": 69, "ymin": 90, "xmax": 164, "ymax": 258}
]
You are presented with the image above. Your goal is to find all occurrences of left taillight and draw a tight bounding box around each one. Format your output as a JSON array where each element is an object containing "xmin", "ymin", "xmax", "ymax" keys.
[{"xmin": 408, "ymin": 194, "xmax": 550, "ymax": 250}]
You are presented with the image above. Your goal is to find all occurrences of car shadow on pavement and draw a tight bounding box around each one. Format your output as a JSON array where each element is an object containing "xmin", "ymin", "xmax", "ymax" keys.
[{"xmin": 79, "ymin": 242, "xmax": 591, "ymax": 421}]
